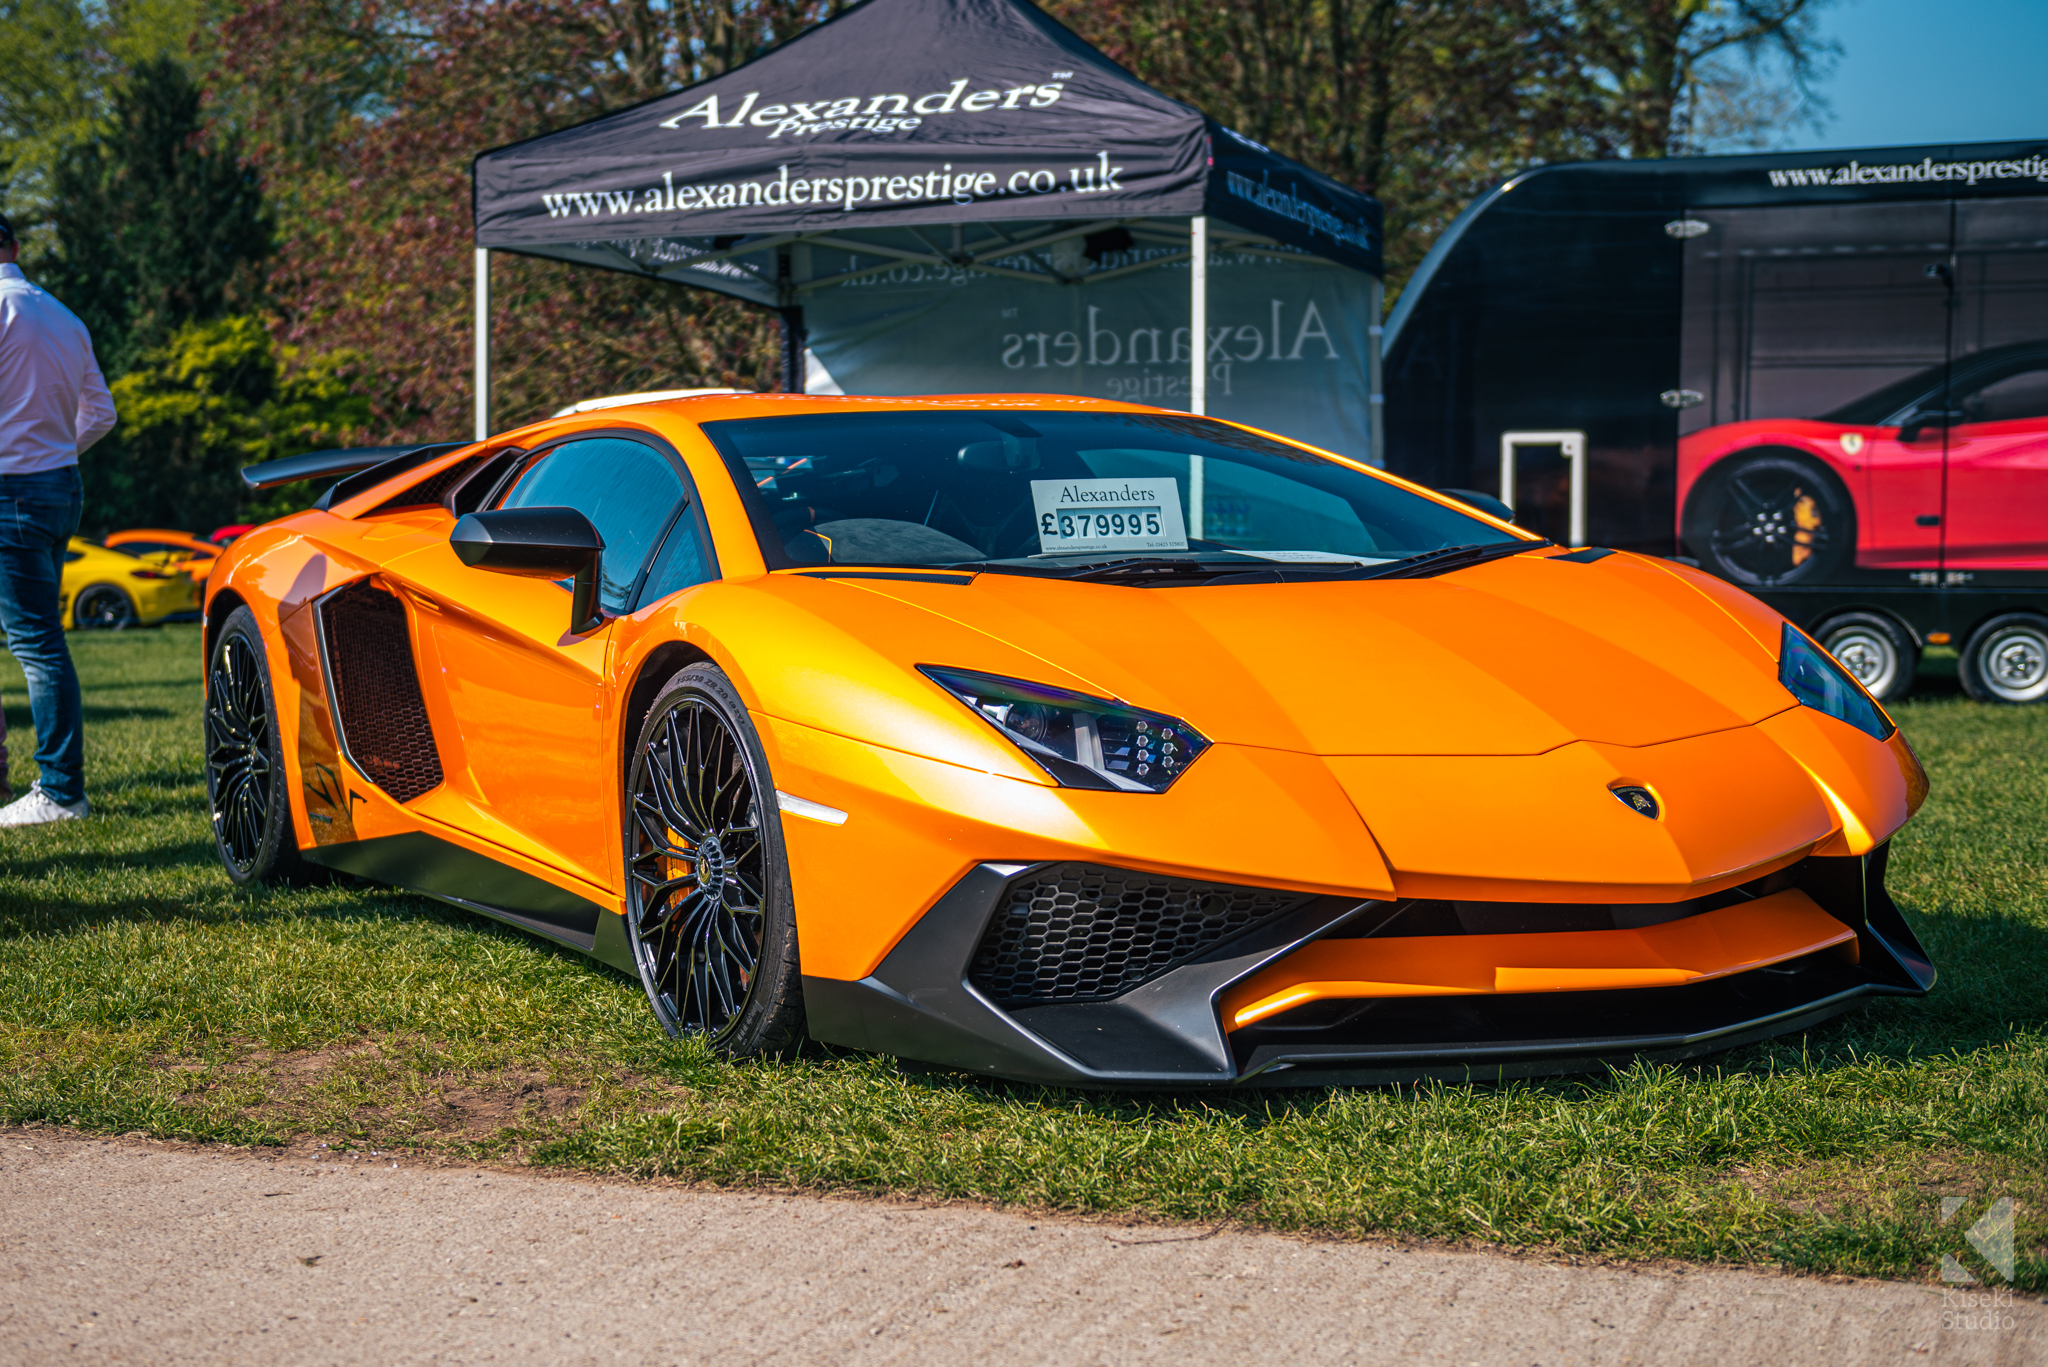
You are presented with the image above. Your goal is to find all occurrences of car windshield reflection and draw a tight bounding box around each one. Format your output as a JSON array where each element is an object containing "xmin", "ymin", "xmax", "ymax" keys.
[{"xmin": 700, "ymin": 410, "xmax": 1515, "ymax": 574}]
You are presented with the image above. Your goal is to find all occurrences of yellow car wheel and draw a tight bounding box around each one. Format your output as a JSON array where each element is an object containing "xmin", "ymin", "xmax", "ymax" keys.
[{"xmin": 72, "ymin": 584, "xmax": 137, "ymax": 630}]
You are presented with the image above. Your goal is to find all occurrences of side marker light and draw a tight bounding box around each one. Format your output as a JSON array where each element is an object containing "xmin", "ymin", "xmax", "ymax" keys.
[{"xmin": 775, "ymin": 790, "xmax": 848, "ymax": 826}]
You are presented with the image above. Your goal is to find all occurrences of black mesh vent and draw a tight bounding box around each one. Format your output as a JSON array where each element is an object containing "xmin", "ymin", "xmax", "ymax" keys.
[
  {"xmin": 367, "ymin": 454, "xmax": 482, "ymax": 515},
  {"xmin": 969, "ymin": 864, "xmax": 1311, "ymax": 1004},
  {"xmin": 319, "ymin": 580, "xmax": 444, "ymax": 803}
]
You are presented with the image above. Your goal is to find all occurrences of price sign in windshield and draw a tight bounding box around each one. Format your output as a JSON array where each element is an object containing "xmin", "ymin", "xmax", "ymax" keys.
[{"xmin": 1030, "ymin": 478, "xmax": 1189, "ymax": 555}]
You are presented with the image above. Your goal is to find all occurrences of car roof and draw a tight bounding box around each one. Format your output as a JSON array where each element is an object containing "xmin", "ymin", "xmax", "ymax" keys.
[
  {"xmin": 510, "ymin": 392, "xmax": 1243, "ymax": 448},
  {"xmin": 106, "ymin": 529, "xmax": 209, "ymax": 546}
]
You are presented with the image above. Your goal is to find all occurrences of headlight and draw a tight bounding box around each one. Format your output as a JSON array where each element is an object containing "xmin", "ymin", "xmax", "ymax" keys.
[
  {"xmin": 1779, "ymin": 623, "xmax": 1894, "ymax": 741},
  {"xmin": 919, "ymin": 666, "xmax": 1210, "ymax": 793}
]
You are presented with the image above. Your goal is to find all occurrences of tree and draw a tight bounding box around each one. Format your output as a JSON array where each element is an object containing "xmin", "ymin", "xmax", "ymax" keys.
[
  {"xmin": 0, "ymin": 0, "xmax": 222, "ymax": 229},
  {"xmin": 1516, "ymin": 0, "xmax": 1838, "ymax": 158},
  {"xmin": 43, "ymin": 56, "xmax": 273, "ymax": 376},
  {"xmin": 213, "ymin": 0, "xmax": 847, "ymax": 443},
  {"xmin": 81, "ymin": 316, "xmax": 371, "ymax": 532},
  {"xmin": 1049, "ymin": 0, "xmax": 1839, "ymax": 291}
]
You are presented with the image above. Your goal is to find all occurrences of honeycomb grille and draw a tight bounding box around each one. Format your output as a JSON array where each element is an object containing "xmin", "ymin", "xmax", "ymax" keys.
[
  {"xmin": 320, "ymin": 580, "xmax": 444, "ymax": 803},
  {"xmin": 969, "ymin": 865, "xmax": 1311, "ymax": 1004},
  {"xmin": 368, "ymin": 454, "xmax": 482, "ymax": 515}
]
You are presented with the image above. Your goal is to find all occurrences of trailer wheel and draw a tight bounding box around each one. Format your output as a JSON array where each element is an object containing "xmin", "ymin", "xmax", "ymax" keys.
[
  {"xmin": 1959, "ymin": 614, "xmax": 2048, "ymax": 705},
  {"xmin": 1818, "ymin": 612, "xmax": 1917, "ymax": 703}
]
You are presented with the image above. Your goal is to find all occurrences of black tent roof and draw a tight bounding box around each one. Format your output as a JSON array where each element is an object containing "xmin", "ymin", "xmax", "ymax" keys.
[{"xmin": 471, "ymin": 0, "xmax": 1381, "ymax": 308}]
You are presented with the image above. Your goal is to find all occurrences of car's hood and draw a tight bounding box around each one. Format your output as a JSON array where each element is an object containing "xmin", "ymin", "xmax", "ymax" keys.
[{"xmin": 838, "ymin": 551, "xmax": 1792, "ymax": 756}]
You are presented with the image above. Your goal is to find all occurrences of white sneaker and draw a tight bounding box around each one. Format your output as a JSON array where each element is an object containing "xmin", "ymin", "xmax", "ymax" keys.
[{"xmin": 0, "ymin": 784, "xmax": 89, "ymax": 826}]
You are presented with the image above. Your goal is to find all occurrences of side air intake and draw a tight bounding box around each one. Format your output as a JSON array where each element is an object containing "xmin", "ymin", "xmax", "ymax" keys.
[
  {"xmin": 317, "ymin": 579, "xmax": 444, "ymax": 803},
  {"xmin": 969, "ymin": 864, "xmax": 1311, "ymax": 1004}
]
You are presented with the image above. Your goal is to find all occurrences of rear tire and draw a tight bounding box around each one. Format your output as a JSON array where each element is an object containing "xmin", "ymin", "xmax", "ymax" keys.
[
  {"xmin": 1818, "ymin": 612, "xmax": 1917, "ymax": 703},
  {"xmin": 1958, "ymin": 614, "xmax": 2048, "ymax": 704},
  {"xmin": 205, "ymin": 607, "xmax": 310, "ymax": 884},
  {"xmin": 73, "ymin": 584, "xmax": 136, "ymax": 630},
  {"xmin": 1685, "ymin": 451, "xmax": 1854, "ymax": 587},
  {"xmin": 623, "ymin": 663, "xmax": 806, "ymax": 1057}
]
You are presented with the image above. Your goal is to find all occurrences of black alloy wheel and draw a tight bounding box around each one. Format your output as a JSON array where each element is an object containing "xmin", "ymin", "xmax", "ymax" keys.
[
  {"xmin": 73, "ymin": 584, "xmax": 137, "ymax": 630},
  {"xmin": 1691, "ymin": 452, "xmax": 1853, "ymax": 587},
  {"xmin": 205, "ymin": 606, "xmax": 308, "ymax": 885},
  {"xmin": 624, "ymin": 664, "xmax": 805, "ymax": 1055}
]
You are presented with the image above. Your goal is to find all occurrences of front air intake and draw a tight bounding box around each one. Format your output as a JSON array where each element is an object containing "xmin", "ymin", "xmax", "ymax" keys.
[
  {"xmin": 318, "ymin": 579, "xmax": 444, "ymax": 803},
  {"xmin": 969, "ymin": 864, "xmax": 1311, "ymax": 1004}
]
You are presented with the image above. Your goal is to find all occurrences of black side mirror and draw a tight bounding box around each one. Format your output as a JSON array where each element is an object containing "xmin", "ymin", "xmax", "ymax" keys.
[
  {"xmin": 451, "ymin": 508, "xmax": 606, "ymax": 635},
  {"xmin": 1896, "ymin": 409, "xmax": 1964, "ymax": 444},
  {"xmin": 1437, "ymin": 487, "xmax": 1516, "ymax": 523}
]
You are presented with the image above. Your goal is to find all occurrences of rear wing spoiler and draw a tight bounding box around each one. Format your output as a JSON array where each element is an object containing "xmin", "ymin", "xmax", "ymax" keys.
[{"xmin": 240, "ymin": 443, "xmax": 466, "ymax": 510}]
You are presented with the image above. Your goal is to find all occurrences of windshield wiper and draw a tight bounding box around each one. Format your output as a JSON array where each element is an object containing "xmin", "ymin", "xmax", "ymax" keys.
[
  {"xmin": 1350, "ymin": 539, "xmax": 1552, "ymax": 579},
  {"xmin": 936, "ymin": 542, "xmax": 1551, "ymax": 586},
  {"xmin": 1060, "ymin": 556, "xmax": 1266, "ymax": 583}
]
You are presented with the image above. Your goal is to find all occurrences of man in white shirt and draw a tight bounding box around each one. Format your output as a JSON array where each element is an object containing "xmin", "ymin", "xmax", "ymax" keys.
[{"xmin": 0, "ymin": 214, "xmax": 116, "ymax": 824}]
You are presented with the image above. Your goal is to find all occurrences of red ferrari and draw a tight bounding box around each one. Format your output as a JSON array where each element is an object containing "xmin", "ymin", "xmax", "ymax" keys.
[{"xmin": 1678, "ymin": 340, "xmax": 2048, "ymax": 586}]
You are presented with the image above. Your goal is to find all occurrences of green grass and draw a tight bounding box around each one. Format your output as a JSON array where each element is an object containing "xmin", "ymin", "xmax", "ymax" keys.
[{"xmin": 2, "ymin": 627, "xmax": 2043, "ymax": 1287}]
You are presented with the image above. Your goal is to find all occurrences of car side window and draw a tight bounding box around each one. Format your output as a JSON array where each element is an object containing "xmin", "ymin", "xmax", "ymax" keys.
[
  {"xmin": 1959, "ymin": 366, "xmax": 2048, "ymax": 425},
  {"xmin": 497, "ymin": 436, "xmax": 688, "ymax": 615},
  {"xmin": 636, "ymin": 508, "xmax": 717, "ymax": 607}
]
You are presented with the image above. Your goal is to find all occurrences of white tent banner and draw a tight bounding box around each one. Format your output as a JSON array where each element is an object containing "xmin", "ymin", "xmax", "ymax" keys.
[{"xmin": 803, "ymin": 244, "xmax": 1374, "ymax": 457}]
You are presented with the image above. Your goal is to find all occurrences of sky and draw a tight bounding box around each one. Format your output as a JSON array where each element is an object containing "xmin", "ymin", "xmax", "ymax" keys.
[{"xmin": 1789, "ymin": 0, "xmax": 2048, "ymax": 151}]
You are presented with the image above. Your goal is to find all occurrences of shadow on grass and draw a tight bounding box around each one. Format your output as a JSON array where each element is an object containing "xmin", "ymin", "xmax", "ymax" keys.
[{"xmin": 0, "ymin": 833, "xmax": 631, "ymax": 973}]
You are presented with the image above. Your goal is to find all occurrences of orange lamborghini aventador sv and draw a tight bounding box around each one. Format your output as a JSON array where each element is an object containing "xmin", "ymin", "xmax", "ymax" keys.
[{"xmin": 206, "ymin": 395, "xmax": 1934, "ymax": 1085}]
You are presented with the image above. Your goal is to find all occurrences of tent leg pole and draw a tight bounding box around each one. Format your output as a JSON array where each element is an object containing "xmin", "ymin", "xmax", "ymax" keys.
[
  {"xmin": 781, "ymin": 307, "xmax": 806, "ymax": 394},
  {"xmin": 1189, "ymin": 216, "xmax": 1207, "ymax": 417},
  {"xmin": 1367, "ymin": 277, "xmax": 1385, "ymax": 466},
  {"xmin": 474, "ymin": 248, "xmax": 491, "ymax": 441}
]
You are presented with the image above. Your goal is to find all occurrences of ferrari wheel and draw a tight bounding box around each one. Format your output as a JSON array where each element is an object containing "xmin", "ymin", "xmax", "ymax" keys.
[
  {"xmin": 205, "ymin": 607, "xmax": 308, "ymax": 885},
  {"xmin": 74, "ymin": 584, "xmax": 136, "ymax": 630},
  {"xmin": 625, "ymin": 664, "xmax": 805, "ymax": 1055},
  {"xmin": 1959, "ymin": 614, "xmax": 2048, "ymax": 705},
  {"xmin": 1688, "ymin": 452, "xmax": 1853, "ymax": 587},
  {"xmin": 1819, "ymin": 612, "xmax": 1917, "ymax": 703}
]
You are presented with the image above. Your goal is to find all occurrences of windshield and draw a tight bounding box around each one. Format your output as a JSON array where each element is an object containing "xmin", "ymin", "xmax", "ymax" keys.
[
  {"xmin": 701, "ymin": 410, "xmax": 1517, "ymax": 573},
  {"xmin": 1816, "ymin": 342, "xmax": 2048, "ymax": 426}
]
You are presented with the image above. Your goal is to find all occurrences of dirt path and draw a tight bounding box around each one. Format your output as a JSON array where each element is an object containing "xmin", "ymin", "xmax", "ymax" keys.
[{"xmin": 0, "ymin": 1126, "xmax": 2037, "ymax": 1365}]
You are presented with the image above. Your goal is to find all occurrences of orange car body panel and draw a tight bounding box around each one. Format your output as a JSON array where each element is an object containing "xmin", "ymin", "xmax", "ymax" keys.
[
  {"xmin": 1221, "ymin": 890, "xmax": 1858, "ymax": 1026},
  {"xmin": 203, "ymin": 393, "xmax": 1927, "ymax": 1054}
]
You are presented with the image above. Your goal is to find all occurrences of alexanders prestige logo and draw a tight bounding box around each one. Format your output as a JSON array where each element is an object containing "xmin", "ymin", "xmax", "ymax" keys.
[{"xmin": 658, "ymin": 71, "xmax": 1073, "ymax": 141}]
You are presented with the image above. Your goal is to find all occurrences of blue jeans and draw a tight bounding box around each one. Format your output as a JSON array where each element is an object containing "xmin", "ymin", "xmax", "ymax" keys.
[{"xmin": 0, "ymin": 465, "xmax": 84, "ymax": 806}]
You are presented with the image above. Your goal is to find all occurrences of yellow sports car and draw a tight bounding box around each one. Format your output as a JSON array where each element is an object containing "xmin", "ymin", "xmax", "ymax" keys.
[
  {"xmin": 205, "ymin": 395, "xmax": 1932, "ymax": 1086},
  {"xmin": 62, "ymin": 539, "xmax": 200, "ymax": 630}
]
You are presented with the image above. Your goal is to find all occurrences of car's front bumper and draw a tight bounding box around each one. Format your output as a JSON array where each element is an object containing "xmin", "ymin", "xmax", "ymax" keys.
[{"xmin": 800, "ymin": 843, "xmax": 1934, "ymax": 1087}]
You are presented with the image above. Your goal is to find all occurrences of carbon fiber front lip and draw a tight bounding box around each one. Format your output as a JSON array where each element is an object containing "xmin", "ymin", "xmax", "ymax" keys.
[
  {"xmin": 801, "ymin": 862, "xmax": 1377, "ymax": 1086},
  {"xmin": 799, "ymin": 851, "xmax": 1936, "ymax": 1088}
]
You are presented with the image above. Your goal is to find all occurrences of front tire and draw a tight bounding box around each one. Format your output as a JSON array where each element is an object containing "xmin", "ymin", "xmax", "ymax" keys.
[
  {"xmin": 205, "ymin": 607, "xmax": 309, "ymax": 884},
  {"xmin": 1819, "ymin": 612, "xmax": 1917, "ymax": 703},
  {"xmin": 1686, "ymin": 451, "xmax": 1854, "ymax": 587},
  {"xmin": 1959, "ymin": 614, "xmax": 2048, "ymax": 704},
  {"xmin": 74, "ymin": 584, "xmax": 137, "ymax": 630},
  {"xmin": 624, "ymin": 664, "xmax": 805, "ymax": 1056}
]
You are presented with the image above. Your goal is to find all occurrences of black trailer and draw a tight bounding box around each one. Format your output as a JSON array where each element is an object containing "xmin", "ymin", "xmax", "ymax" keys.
[{"xmin": 1383, "ymin": 139, "xmax": 2048, "ymax": 704}]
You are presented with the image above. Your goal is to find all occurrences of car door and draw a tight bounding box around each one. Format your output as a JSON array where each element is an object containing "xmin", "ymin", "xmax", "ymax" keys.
[
  {"xmin": 383, "ymin": 432, "xmax": 698, "ymax": 888},
  {"xmin": 1942, "ymin": 357, "xmax": 2048, "ymax": 570}
]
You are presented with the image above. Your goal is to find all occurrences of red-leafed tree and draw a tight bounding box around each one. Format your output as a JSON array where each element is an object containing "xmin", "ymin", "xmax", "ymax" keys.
[{"xmin": 217, "ymin": 1, "xmax": 846, "ymax": 443}]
